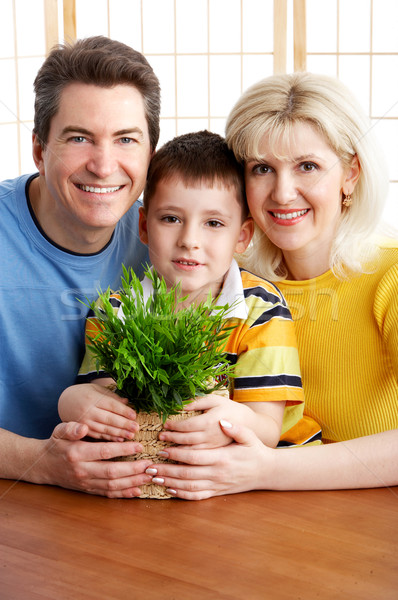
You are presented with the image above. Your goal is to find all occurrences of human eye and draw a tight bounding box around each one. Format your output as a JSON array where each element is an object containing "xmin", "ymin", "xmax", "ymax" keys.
[
  {"xmin": 251, "ymin": 163, "xmax": 273, "ymax": 175},
  {"xmin": 299, "ymin": 161, "xmax": 318, "ymax": 172},
  {"xmin": 206, "ymin": 219, "xmax": 223, "ymax": 228},
  {"xmin": 119, "ymin": 137, "xmax": 135, "ymax": 144},
  {"xmin": 161, "ymin": 215, "xmax": 180, "ymax": 224},
  {"xmin": 70, "ymin": 136, "xmax": 87, "ymax": 143}
]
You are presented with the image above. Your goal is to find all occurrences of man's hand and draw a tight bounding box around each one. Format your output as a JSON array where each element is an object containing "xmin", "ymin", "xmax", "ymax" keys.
[{"xmin": 1, "ymin": 422, "xmax": 153, "ymax": 498}]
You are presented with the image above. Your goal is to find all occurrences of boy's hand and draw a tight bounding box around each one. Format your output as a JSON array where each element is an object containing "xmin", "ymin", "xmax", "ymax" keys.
[
  {"xmin": 58, "ymin": 382, "xmax": 138, "ymax": 442},
  {"xmin": 159, "ymin": 395, "xmax": 253, "ymax": 449}
]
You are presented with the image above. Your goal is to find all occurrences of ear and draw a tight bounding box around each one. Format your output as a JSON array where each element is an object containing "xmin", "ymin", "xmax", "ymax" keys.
[
  {"xmin": 343, "ymin": 154, "xmax": 361, "ymax": 195},
  {"xmin": 138, "ymin": 206, "xmax": 149, "ymax": 245},
  {"xmin": 32, "ymin": 133, "xmax": 46, "ymax": 175},
  {"xmin": 235, "ymin": 217, "xmax": 254, "ymax": 254}
]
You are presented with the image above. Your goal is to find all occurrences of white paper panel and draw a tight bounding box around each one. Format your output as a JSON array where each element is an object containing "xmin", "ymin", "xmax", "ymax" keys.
[
  {"xmin": 242, "ymin": 0, "xmax": 274, "ymax": 53},
  {"xmin": 142, "ymin": 0, "xmax": 175, "ymax": 54},
  {"xmin": 176, "ymin": 55, "xmax": 208, "ymax": 117},
  {"xmin": 209, "ymin": 0, "xmax": 241, "ymax": 53},
  {"xmin": 109, "ymin": 0, "xmax": 142, "ymax": 49},
  {"xmin": 75, "ymin": 0, "xmax": 108, "ymax": 39},
  {"xmin": 176, "ymin": 0, "xmax": 208, "ymax": 53},
  {"xmin": 0, "ymin": 0, "xmax": 15, "ymax": 58}
]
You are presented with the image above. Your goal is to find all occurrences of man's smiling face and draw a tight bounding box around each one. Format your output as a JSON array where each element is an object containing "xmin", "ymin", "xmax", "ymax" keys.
[{"xmin": 33, "ymin": 82, "xmax": 152, "ymax": 250}]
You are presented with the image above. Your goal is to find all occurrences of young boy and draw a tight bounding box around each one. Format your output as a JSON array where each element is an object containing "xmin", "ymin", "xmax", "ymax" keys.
[{"xmin": 59, "ymin": 131, "xmax": 321, "ymax": 449}]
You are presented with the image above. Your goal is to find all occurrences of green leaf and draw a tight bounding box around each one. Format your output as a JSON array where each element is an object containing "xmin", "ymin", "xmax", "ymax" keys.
[{"xmin": 85, "ymin": 265, "xmax": 236, "ymax": 421}]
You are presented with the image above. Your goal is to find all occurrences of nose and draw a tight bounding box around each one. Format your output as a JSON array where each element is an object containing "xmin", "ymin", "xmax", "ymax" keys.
[
  {"xmin": 177, "ymin": 223, "xmax": 200, "ymax": 250},
  {"xmin": 272, "ymin": 172, "xmax": 298, "ymax": 205},
  {"xmin": 86, "ymin": 143, "xmax": 118, "ymax": 179}
]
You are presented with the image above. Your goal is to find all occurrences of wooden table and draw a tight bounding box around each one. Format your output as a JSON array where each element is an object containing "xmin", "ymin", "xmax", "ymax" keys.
[{"xmin": 0, "ymin": 480, "xmax": 397, "ymax": 600}]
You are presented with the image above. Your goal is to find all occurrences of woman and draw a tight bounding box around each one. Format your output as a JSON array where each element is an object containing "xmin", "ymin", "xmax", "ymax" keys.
[{"xmin": 146, "ymin": 72, "xmax": 398, "ymax": 498}]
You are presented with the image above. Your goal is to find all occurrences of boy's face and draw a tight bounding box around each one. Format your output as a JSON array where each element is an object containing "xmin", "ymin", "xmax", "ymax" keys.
[{"xmin": 139, "ymin": 178, "xmax": 253, "ymax": 304}]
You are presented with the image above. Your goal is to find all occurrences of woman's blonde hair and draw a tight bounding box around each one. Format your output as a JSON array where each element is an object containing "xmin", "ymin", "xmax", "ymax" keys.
[{"xmin": 225, "ymin": 72, "xmax": 389, "ymax": 280}]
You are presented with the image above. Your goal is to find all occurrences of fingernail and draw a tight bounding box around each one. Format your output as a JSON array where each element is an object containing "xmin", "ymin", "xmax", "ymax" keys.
[
  {"xmin": 167, "ymin": 488, "xmax": 177, "ymax": 496},
  {"xmin": 145, "ymin": 468, "xmax": 158, "ymax": 475},
  {"xmin": 152, "ymin": 477, "xmax": 165, "ymax": 484},
  {"xmin": 158, "ymin": 450, "xmax": 169, "ymax": 458},
  {"xmin": 220, "ymin": 419, "xmax": 232, "ymax": 428}
]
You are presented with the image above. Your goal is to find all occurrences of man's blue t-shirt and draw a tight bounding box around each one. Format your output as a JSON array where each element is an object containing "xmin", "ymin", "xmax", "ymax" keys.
[{"xmin": 0, "ymin": 174, "xmax": 149, "ymax": 438}]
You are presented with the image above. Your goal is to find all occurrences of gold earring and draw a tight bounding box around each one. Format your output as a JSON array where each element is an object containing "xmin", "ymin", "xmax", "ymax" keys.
[{"xmin": 342, "ymin": 193, "xmax": 352, "ymax": 207}]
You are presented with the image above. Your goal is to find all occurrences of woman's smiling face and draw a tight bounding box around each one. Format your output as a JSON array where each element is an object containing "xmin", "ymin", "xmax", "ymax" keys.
[{"xmin": 244, "ymin": 121, "xmax": 359, "ymax": 278}]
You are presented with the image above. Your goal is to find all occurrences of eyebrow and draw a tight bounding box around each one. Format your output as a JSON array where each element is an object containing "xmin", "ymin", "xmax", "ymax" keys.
[
  {"xmin": 60, "ymin": 126, "xmax": 145, "ymax": 139},
  {"xmin": 293, "ymin": 154, "xmax": 321, "ymax": 162},
  {"xmin": 247, "ymin": 153, "xmax": 322, "ymax": 163},
  {"xmin": 154, "ymin": 206, "xmax": 233, "ymax": 219}
]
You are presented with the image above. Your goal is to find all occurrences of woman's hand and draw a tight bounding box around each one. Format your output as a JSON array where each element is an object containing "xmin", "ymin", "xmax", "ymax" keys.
[
  {"xmin": 159, "ymin": 395, "xmax": 254, "ymax": 449},
  {"xmin": 147, "ymin": 419, "xmax": 274, "ymax": 500},
  {"xmin": 58, "ymin": 382, "xmax": 138, "ymax": 442}
]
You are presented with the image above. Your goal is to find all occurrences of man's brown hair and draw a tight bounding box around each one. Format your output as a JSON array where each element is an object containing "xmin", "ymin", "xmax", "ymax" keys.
[{"xmin": 33, "ymin": 36, "xmax": 160, "ymax": 151}]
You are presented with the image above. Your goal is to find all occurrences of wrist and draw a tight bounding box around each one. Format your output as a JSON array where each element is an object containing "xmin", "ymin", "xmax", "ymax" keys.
[
  {"xmin": 0, "ymin": 431, "xmax": 49, "ymax": 484},
  {"xmin": 253, "ymin": 444, "xmax": 283, "ymax": 491}
]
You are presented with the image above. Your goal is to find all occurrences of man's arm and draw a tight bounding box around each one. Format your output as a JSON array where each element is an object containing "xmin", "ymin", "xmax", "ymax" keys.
[{"xmin": 0, "ymin": 423, "xmax": 153, "ymax": 497}]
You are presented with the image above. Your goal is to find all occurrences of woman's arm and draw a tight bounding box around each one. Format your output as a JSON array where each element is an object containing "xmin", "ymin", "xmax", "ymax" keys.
[{"xmin": 147, "ymin": 421, "xmax": 398, "ymax": 500}]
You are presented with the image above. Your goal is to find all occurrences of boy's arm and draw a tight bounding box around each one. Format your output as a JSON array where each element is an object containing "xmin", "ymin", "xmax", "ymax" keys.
[
  {"xmin": 58, "ymin": 379, "xmax": 138, "ymax": 442},
  {"xmin": 240, "ymin": 400, "xmax": 285, "ymax": 447},
  {"xmin": 159, "ymin": 395, "xmax": 285, "ymax": 449}
]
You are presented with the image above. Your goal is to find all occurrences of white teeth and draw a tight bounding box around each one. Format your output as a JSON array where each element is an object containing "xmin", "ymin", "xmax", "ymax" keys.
[
  {"xmin": 272, "ymin": 209, "xmax": 308, "ymax": 220},
  {"xmin": 79, "ymin": 185, "xmax": 122, "ymax": 193},
  {"xmin": 179, "ymin": 261, "xmax": 196, "ymax": 265}
]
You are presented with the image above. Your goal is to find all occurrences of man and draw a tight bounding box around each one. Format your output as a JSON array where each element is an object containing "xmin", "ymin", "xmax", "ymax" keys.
[{"xmin": 0, "ymin": 36, "xmax": 160, "ymax": 497}]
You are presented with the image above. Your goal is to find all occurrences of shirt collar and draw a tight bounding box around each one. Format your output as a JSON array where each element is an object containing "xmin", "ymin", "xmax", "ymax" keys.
[
  {"xmin": 119, "ymin": 259, "xmax": 248, "ymax": 320},
  {"xmin": 214, "ymin": 258, "xmax": 248, "ymax": 319}
]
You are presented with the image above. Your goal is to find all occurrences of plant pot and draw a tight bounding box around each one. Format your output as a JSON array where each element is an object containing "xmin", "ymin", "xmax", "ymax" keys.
[{"xmin": 119, "ymin": 409, "xmax": 202, "ymax": 499}]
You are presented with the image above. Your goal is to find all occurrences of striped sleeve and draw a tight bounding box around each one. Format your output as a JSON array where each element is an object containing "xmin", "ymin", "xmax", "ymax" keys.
[
  {"xmin": 76, "ymin": 293, "xmax": 121, "ymax": 383},
  {"xmin": 225, "ymin": 270, "xmax": 304, "ymax": 406}
]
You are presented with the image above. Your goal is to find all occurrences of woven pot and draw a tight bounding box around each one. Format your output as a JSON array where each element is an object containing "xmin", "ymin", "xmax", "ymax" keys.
[{"xmin": 119, "ymin": 409, "xmax": 202, "ymax": 499}]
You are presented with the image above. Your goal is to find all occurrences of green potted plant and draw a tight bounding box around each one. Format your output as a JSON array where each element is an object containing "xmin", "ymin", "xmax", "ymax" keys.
[{"xmin": 87, "ymin": 265, "xmax": 234, "ymax": 498}]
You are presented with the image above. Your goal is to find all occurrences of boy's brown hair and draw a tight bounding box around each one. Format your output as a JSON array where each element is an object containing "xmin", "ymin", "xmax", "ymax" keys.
[{"xmin": 143, "ymin": 130, "xmax": 248, "ymax": 218}]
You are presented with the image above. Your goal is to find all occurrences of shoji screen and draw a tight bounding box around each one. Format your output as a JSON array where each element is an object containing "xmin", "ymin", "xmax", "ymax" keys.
[{"xmin": 1, "ymin": 0, "xmax": 396, "ymax": 226}]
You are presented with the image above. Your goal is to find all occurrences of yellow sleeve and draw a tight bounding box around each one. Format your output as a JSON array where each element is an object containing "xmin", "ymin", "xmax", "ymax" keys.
[{"xmin": 374, "ymin": 262, "xmax": 398, "ymax": 378}]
